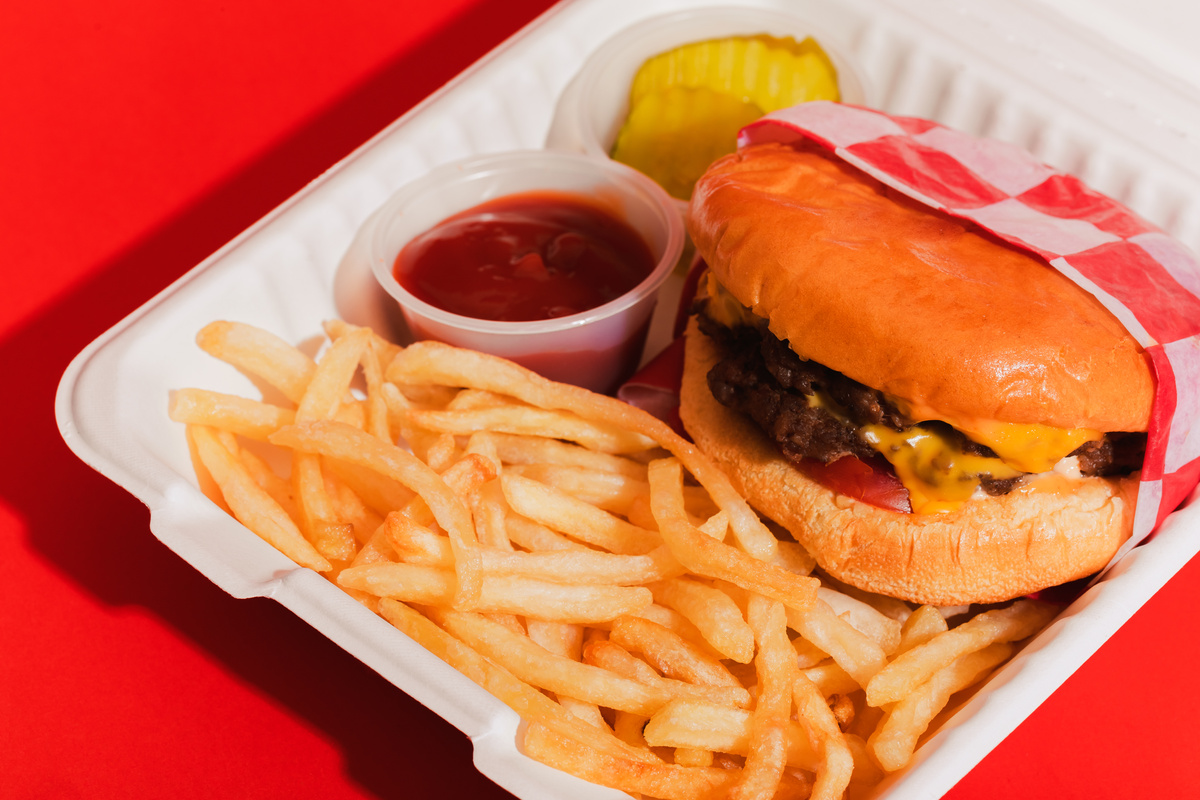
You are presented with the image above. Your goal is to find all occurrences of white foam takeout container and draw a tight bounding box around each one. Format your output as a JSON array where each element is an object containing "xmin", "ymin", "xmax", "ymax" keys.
[{"xmin": 55, "ymin": 1, "xmax": 1200, "ymax": 798}]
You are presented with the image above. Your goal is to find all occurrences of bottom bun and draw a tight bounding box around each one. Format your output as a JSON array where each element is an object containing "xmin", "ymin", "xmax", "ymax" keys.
[{"xmin": 679, "ymin": 318, "xmax": 1138, "ymax": 605}]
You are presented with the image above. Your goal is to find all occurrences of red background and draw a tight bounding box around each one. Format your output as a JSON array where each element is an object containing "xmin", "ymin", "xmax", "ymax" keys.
[{"xmin": 3, "ymin": 1, "xmax": 1198, "ymax": 797}]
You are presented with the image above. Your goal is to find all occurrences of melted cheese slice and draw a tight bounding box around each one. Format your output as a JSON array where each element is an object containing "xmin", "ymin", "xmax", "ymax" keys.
[
  {"xmin": 862, "ymin": 417, "xmax": 1101, "ymax": 514},
  {"xmin": 812, "ymin": 386, "xmax": 1102, "ymax": 514},
  {"xmin": 938, "ymin": 417, "xmax": 1102, "ymax": 474},
  {"xmin": 860, "ymin": 424, "xmax": 1021, "ymax": 514},
  {"xmin": 702, "ymin": 271, "xmax": 762, "ymax": 330}
]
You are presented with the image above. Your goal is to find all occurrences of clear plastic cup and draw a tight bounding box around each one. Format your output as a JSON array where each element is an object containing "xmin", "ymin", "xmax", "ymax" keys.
[
  {"xmin": 545, "ymin": 5, "xmax": 871, "ymax": 212},
  {"xmin": 361, "ymin": 150, "xmax": 685, "ymax": 394}
]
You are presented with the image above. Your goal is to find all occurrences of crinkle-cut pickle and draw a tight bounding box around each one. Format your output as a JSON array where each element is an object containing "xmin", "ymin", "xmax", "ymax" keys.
[
  {"xmin": 612, "ymin": 34, "xmax": 841, "ymax": 200},
  {"xmin": 612, "ymin": 86, "xmax": 763, "ymax": 202}
]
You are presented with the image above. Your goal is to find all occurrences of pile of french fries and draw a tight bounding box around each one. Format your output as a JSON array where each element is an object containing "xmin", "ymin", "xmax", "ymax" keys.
[{"xmin": 170, "ymin": 319, "xmax": 1057, "ymax": 800}]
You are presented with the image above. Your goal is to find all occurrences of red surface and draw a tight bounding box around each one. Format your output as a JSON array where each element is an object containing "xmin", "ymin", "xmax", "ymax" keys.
[{"xmin": 4, "ymin": 1, "xmax": 1199, "ymax": 798}]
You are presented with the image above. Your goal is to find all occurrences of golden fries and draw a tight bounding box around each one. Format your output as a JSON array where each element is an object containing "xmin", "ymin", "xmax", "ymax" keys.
[
  {"xmin": 867, "ymin": 642, "xmax": 1014, "ymax": 771},
  {"xmin": 173, "ymin": 320, "xmax": 1058, "ymax": 799},
  {"xmin": 732, "ymin": 595, "xmax": 797, "ymax": 799},
  {"xmin": 189, "ymin": 424, "xmax": 330, "ymax": 572},
  {"xmin": 649, "ymin": 576, "xmax": 755, "ymax": 663},
  {"xmin": 865, "ymin": 600, "xmax": 1056, "ymax": 707}
]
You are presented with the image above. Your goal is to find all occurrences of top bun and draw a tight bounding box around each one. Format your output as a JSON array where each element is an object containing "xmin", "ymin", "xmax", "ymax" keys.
[{"xmin": 687, "ymin": 142, "xmax": 1154, "ymax": 432}]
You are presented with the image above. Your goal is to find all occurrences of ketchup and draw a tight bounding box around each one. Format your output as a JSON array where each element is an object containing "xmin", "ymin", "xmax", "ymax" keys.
[{"xmin": 395, "ymin": 191, "xmax": 657, "ymax": 322}]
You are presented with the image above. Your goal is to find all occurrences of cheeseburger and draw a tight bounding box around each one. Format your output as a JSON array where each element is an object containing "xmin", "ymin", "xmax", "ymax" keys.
[{"xmin": 680, "ymin": 141, "xmax": 1151, "ymax": 605}]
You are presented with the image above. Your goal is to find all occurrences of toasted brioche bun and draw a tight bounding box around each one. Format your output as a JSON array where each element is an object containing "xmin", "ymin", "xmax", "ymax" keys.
[
  {"xmin": 680, "ymin": 318, "xmax": 1138, "ymax": 605},
  {"xmin": 688, "ymin": 142, "xmax": 1153, "ymax": 433}
]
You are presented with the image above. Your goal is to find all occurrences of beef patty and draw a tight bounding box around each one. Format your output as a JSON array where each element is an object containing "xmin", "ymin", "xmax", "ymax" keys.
[{"xmin": 697, "ymin": 309, "xmax": 1144, "ymax": 496}]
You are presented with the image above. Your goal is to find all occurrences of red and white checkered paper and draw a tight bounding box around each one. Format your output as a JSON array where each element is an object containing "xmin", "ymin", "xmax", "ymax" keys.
[{"xmin": 733, "ymin": 101, "xmax": 1200, "ymax": 560}]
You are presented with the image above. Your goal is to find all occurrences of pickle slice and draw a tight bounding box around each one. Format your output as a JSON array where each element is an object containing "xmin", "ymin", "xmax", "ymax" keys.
[
  {"xmin": 629, "ymin": 35, "xmax": 840, "ymax": 111},
  {"xmin": 612, "ymin": 35, "xmax": 841, "ymax": 199},
  {"xmin": 612, "ymin": 85, "xmax": 763, "ymax": 200}
]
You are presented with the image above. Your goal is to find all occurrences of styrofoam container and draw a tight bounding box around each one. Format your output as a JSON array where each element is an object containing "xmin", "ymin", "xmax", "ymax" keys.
[
  {"xmin": 348, "ymin": 149, "xmax": 684, "ymax": 394},
  {"xmin": 55, "ymin": 1, "xmax": 1200, "ymax": 799}
]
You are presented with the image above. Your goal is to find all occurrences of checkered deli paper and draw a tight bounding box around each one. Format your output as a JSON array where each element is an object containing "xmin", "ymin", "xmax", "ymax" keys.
[{"xmin": 733, "ymin": 101, "xmax": 1200, "ymax": 562}]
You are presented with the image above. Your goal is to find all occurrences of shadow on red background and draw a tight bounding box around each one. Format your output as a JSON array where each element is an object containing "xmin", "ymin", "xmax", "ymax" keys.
[{"xmin": 3, "ymin": 1, "xmax": 559, "ymax": 797}]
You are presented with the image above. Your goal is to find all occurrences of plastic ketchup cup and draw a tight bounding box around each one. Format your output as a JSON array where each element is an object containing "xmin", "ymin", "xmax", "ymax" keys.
[{"xmin": 363, "ymin": 150, "xmax": 685, "ymax": 394}]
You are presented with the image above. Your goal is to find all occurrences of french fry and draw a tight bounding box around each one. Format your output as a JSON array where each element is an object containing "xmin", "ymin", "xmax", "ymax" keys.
[
  {"xmin": 322, "ymin": 455, "xmax": 416, "ymax": 517},
  {"xmin": 866, "ymin": 600, "xmax": 1055, "ymax": 707},
  {"xmin": 489, "ymin": 546, "xmax": 682, "ymax": 586},
  {"xmin": 426, "ymin": 607, "xmax": 671, "ymax": 715},
  {"xmin": 785, "ymin": 599, "xmax": 889, "ymax": 690},
  {"xmin": 818, "ymin": 587, "xmax": 903, "ymax": 655},
  {"xmin": 817, "ymin": 572, "xmax": 914, "ymax": 623},
  {"xmin": 648, "ymin": 458, "xmax": 819, "ymax": 614},
  {"xmin": 794, "ymin": 674, "xmax": 854, "ymax": 800},
  {"xmin": 583, "ymin": 638, "xmax": 662, "ymax": 684},
  {"xmin": 629, "ymin": 604, "xmax": 725, "ymax": 658},
  {"xmin": 503, "ymin": 512, "xmax": 589, "ymax": 552},
  {"xmin": 469, "ymin": 480, "xmax": 513, "ymax": 551},
  {"xmin": 482, "ymin": 613, "xmax": 527, "ymax": 637},
  {"xmin": 270, "ymin": 420, "xmax": 482, "ymax": 608},
  {"xmin": 486, "ymin": 432, "xmax": 649, "ymax": 477},
  {"xmin": 507, "ymin": 463, "xmax": 651, "ymax": 515},
  {"xmin": 609, "ymin": 615, "xmax": 742, "ymax": 689},
  {"xmin": 729, "ymin": 594, "xmax": 795, "ymax": 800},
  {"xmin": 443, "ymin": 388, "xmax": 514, "ymax": 410},
  {"xmin": 190, "ymin": 425, "xmax": 330, "ymax": 572},
  {"xmin": 524, "ymin": 619, "xmax": 606, "ymax": 727},
  {"xmin": 696, "ymin": 508, "xmax": 727, "ymax": 539},
  {"xmin": 323, "ymin": 468, "xmax": 382, "ymax": 546},
  {"xmin": 502, "ymin": 474, "xmax": 661, "ymax": 555},
  {"xmin": 295, "ymin": 326, "xmax": 370, "ymax": 421},
  {"xmin": 582, "ymin": 639, "xmax": 753, "ymax": 710},
  {"xmin": 389, "ymin": 520, "xmax": 682, "ymax": 585},
  {"xmin": 408, "ymin": 405, "xmax": 655, "ymax": 455},
  {"xmin": 897, "ymin": 605, "xmax": 950, "ymax": 654},
  {"xmin": 772, "ymin": 540, "xmax": 817, "ymax": 576},
  {"xmin": 292, "ymin": 454, "xmax": 357, "ymax": 562},
  {"xmin": 648, "ymin": 577, "xmax": 755, "ymax": 663},
  {"xmin": 184, "ymin": 424, "xmax": 230, "ymax": 513},
  {"xmin": 526, "ymin": 620, "xmax": 584, "ymax": 661},
  {"xmin": 339, "ymin": 563, "xmax": 652, "ymax": 623},
  {"xmin": 384, "ymin": 513, "xmax": 445, "ymax": 564},
  {"xmin": 827, "ymin": 693, "xmax": 855, "ymax": 730},
  {"xmin": 463, "ymin": 431, "xmax": 502, "ymax": 473},
  {"xmin": 361, "ymin": 337, "xmax": 393, "ymax": 443},
  {"xmin": 322, "ymin": 318, "xmax": 402, "ymax": 370},
  {"xmin": 196, "ymin": 320, "xmax": 316, "ymax": 404},
  {"xmin": 424, "ymin": 432, "xmax": 460, "ymax": 473},
  {"xmin": 673, "ymin": 747, "xmax": 714, "ymax": 768},
  {"xmin": 231, "ymin": 444, "xmax": 296, "ymax": 516},
  {"xmin": 169, "ymin": 389, "xmax": 295, "ymax": 441},
  {"xmin": 351, "ymin": 453, "xmax": 496, "ymax": 567},
  {"xmin": 642, "ymin": 700, "xmax": 818, "ymax": 770},
  {"xmin": 844, "ymin": 733, "xmax": 885, "ymax": 791},
  {"xmin": 523, "ymin": 722, "xmax": 735, "ymax": 800},
  {"xmin": 611, "ymin": 711, "xmax": 652, "ymax": 749},
  {"xmin": 289, "ymin": 328, "xmax": 374, "ymax": 561},
  {"xmin": 560, "ymin": 697, "xmax": 611, "ymax": 729},
  {"xmin": 390, "ymin": 380, "xmax": 460, "ymax": 409},
  {"xmin": 791, "ymin": 636, "xmax": 830, "ymax": 669},
  {"xmin": 868, "ymin": 642, "xmax": 1014, "ymax": 771},
  {"xmin": 802, "ymin": 663, "xmax": 860, "ymax": 699}
]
